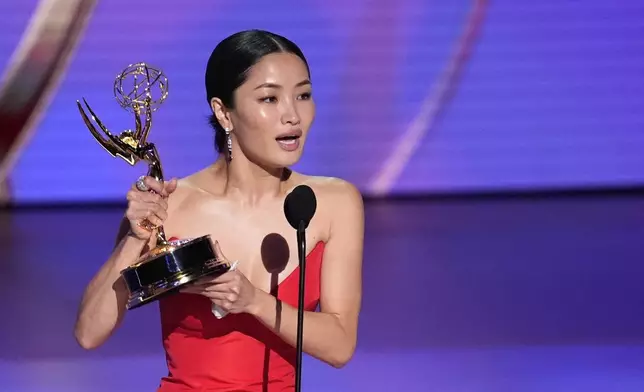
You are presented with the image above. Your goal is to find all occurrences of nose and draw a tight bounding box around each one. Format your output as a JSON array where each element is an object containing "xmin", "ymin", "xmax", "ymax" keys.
[{"xmin": 280, "ymin": 100, "xmax": 300, "ymax": 126}]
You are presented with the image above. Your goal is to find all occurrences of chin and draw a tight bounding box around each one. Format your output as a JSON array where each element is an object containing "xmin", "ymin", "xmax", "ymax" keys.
[
  {"xmin": 261, "ymin": 148, "xmax": 303, "ymax": 169},
  {"xmin": 275, "ymin": 152, "xmax": 303, "ymax": 168},
  {"xmin": 272, "ymin": 139, "xmax": 305, "ymax": 165},
  {"xmin": 250, "ymin": 141, "xmax": 305, "ymax": 170}
]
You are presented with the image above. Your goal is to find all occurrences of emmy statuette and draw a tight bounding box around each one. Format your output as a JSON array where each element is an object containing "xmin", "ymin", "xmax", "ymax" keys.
[{"xmin": 76, "ymin": 63, "xmax": 231, "ymax": 310}]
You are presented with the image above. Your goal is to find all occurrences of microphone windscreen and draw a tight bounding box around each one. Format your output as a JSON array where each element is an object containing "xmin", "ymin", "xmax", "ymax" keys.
[{"xmin": 283, "ymin": 185, "xmax": 317, "ymax": 230}]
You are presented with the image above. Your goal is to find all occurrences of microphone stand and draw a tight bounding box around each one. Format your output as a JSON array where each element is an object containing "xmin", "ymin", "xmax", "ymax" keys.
[{"xmin": 295, "ymin": 219, "xmax": 306, "ymax": 392}]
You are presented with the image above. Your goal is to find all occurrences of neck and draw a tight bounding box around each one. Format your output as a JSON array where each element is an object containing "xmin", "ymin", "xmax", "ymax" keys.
[{"xmin": 213, "ymin": 155, "xmax": 288, "ymax": 204}]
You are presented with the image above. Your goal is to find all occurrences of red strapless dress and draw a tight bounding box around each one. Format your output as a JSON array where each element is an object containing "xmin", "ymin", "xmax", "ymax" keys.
[{"xmin": 156, "ymin": 240, "xmax": 325, "ymax": 392}]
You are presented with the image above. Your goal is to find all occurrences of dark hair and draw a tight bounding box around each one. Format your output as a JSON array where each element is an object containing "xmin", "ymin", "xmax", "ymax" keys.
[{"xmin": 205, "ymin": 29, "xmax": 310, "ymax": 153}]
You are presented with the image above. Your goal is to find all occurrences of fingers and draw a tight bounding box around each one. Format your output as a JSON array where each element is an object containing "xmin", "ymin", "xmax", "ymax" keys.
[
  {"xmin": 142, "ymin": 176, "xmax": 165, "ymax": 195},
  {"xmin": 180, "ymin": 284, "xmax": 227, "ymax": 296},
  {"xmin": 125, "ymin": 176, "xmax": 176, "ymax": 228},
  {"xmin": 213, "ymin": 240, "xmax": 228, "ymax": 263},
  {"xmin": 137, "ymin": 217, "xmax": 163, "ymax": 231},
  {"xmin": 126, "ymin": 189, "xmax": 168, "ymax": 209},
  {"xmin": 181, "ymin": 282, "xmax": 238, "ymax": 301},
  {"xmin": 194, "ymin": 270, "xmax": 238, "ymax": 286},
  {"xmin": 180, "ymin": 287, "xmax": 235, "ymax": 312},
  {"xmin": 181, "ymin": 271, "xmax": 239, "ymax": 293},
  {"xmin": 125, "ymin": 210, "xmax": 160, "ymax": 229},
  {"xmin": 126, "ymin": 202, "xmax": 167, "ymax": 225},
  {"xmin": 164, "ymin": 178, "xmax": 178, "ymax": 195},
  {"xmin": 179, "ymin": 269, "xmax": 254, "ymax": 315},
  {"xmin": 125, "ymin": 176, "xmax": 176, "ymax": 239},
  {"xmin": 125, "ymin": 198, "xmax": 168, "ymax": 218},
  {"xmin": 132, "ymin": 176, "xmax": 178, "ymax": 197}
]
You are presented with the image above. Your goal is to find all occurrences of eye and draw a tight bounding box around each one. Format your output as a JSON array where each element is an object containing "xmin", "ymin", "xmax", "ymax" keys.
[
  {"xmin": 259, "ymin": 96, "xmax": 277, "ymax": 103},
  {"xmin": 297, "ymin": 92, "xmax": 312, "ymax": 100}
]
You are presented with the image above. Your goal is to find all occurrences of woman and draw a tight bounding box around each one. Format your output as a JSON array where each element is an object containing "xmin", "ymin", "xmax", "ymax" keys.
[{"xmin": 74, "ymin": 29, "xmax": 364, "ymax": 391}]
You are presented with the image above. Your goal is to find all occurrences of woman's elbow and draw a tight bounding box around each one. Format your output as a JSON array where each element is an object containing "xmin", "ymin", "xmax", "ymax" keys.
[
  {"xmin": 328, "ymin": 340, "xmax": 356, "ymax": 369},
  {"xmin": 75, "ymin": 334, "xmax": 97, "ymax": 350},
  {"xmin": 74, "ymin": 323, "xmax": 105, "ymax": 350}
]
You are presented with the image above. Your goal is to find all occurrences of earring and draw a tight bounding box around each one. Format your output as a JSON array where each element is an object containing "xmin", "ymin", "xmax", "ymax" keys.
[{"xmin": 225, "ymin": 127, "xmax": 233, "ymax": 161}]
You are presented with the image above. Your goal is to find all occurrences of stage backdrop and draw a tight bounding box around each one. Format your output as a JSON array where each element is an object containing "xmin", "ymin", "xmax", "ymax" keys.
[{"xmin": 1, "ymin": 0, "xmax": 643, "ymax": 204}]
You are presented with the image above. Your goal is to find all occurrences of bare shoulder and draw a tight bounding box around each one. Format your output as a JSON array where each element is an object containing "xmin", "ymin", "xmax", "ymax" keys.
[
  {"xmin": 293, "ymin": 174, "xmax": 364, "ymax": 226},
  {"xmin": 165, "ymin": 168, "xmax": 215, "ymax": 213},
  {"xmin": 306, "ymin": 176, "xmax": 362, "ymax": 204}
]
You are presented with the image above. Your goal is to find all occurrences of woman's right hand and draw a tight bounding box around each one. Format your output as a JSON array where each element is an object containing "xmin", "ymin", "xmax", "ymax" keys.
[{"xmin": 125, "ymin": 176, "xmax": 178, "ymax": 241}]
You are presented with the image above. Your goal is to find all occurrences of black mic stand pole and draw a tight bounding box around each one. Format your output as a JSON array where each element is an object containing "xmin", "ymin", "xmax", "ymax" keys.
[{"xmin": 295, "ymin": 219, "xmax": 306, "ymax": 392}]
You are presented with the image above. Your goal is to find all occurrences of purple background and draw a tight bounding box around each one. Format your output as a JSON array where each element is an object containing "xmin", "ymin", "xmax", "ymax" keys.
[{"xmin": 1, "ymin": 1, "xmax": 644, "ymax": 202}]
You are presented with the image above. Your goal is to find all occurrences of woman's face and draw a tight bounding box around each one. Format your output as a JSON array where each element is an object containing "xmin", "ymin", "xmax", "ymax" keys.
[{"xmin": 216, "ymin": 52, "xmax": 315, "ymax": 169}]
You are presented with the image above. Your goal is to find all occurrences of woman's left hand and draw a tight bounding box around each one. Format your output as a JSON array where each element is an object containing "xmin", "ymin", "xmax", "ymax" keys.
[{"xmin": 180, "ymin": 241, "xmax": 258, "ymax": 315}]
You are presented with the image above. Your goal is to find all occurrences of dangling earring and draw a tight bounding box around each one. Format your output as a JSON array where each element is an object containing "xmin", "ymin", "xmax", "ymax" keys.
[{"xmin": 225, "ymin": 127, "xmax": 233, "ymax": 161}]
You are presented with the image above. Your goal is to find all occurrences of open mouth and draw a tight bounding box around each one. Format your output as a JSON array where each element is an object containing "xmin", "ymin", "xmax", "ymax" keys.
[
  {"xmin": 276, "ymin": 135, "xmax": 300, "ymax": 144},
  {"xmin": 276, "ymin": 133, "xmax": 301, "ymax": 151}
]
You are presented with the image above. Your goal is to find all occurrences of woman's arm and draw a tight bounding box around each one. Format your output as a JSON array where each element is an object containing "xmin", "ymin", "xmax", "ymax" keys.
[
  {"xmin": 250, "ymin": 180, "xmax": 364, "ymax": 368},
  {"xmin": 74, "ymin": 177, "xmax": 176, "ymax": 349},
  {"xmin": 74, "ymin": 218, "xmax": 150, "ymax": 349}
]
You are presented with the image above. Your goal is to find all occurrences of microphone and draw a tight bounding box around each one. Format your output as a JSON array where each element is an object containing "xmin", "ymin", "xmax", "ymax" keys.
[
  {"xmin": 284, "ymin": 184, "xmax": 317, "ymax": 231},
  {"xmin": 283, "ymin": 184, "xmax": 317, "ymax": 392}
]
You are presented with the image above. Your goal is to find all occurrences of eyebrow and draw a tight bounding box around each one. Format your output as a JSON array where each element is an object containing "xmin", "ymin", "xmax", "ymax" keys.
[{"xmin": 254, "ymin": 79, "xmax": 311, "ymax": 90}]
